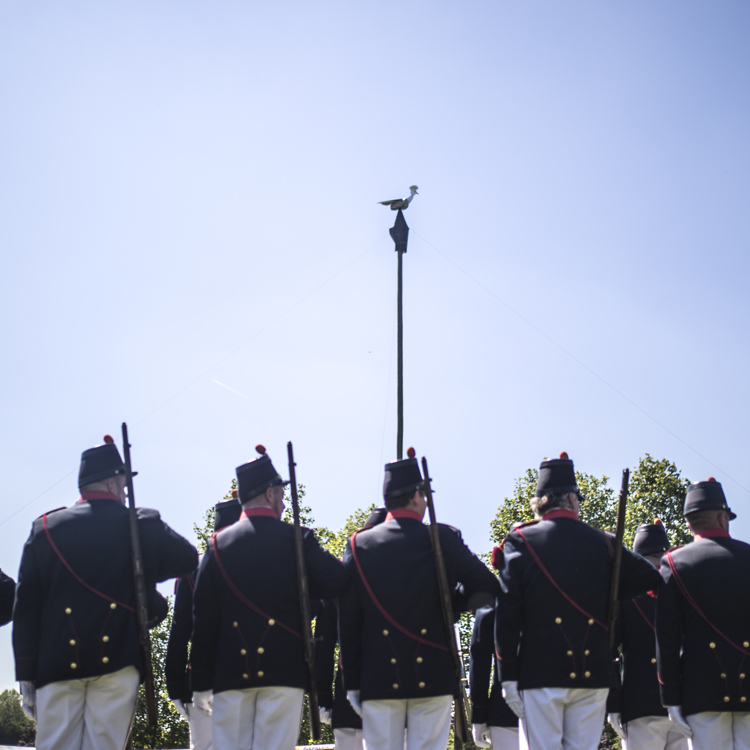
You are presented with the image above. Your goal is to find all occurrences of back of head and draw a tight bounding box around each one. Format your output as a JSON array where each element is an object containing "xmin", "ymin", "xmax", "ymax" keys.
[
  {"xmin": 382, "ymin": 448, "xmax": 424, "ymax": 510},
  {"xmin": 531, "ymin": 452, "xmax": 579, "ymax": 518}
]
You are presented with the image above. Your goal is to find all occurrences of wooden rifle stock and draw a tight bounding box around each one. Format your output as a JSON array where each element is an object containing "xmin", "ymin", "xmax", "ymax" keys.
[
  {"xmin": 608, "ymin": 468, "xmax": 630, "ymax": 650},
  {"xmin": 287, "ymin": 442, "xmax": 321, "ymax": 741},
  {"xmin": 121, "ymin": 423, "xmax": 158, "ymax": 728},
  {"xmin": 421, "ymin": 457, "xmax": 470, "ymax": 743}
]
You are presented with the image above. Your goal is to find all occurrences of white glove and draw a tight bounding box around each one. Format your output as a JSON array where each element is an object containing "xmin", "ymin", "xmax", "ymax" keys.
[
  {"xmin": 192, "ymin": 690, "xmax": 213, "ymax": 717},
  {"xmin": 20, "ymin": 681, "xmax": 36, "ymax": 721},
  {"xmin": 668, "ymin": 706, "xmax": 692, "ymax": 738},
  {"xmin": 472, "ymin": 723, "xmax": 491, "ymax": 748},
  {"xmin": 347, "ymin": 689, "xmax": 363, "ymax": 717},
  {"xmin": 319, "ymin": 706, "xmax": 332, "ymax": 724},
  {"xmin": 501, "ymin": 680, "xmax": 524, "ymax": 719},
  {"xmin": 172, "ymin": 698, "xmax": 189, "ymax": 718},
  {"xmin": 607, "ymin": 712, "xmax": 626, "ymax": 740}
]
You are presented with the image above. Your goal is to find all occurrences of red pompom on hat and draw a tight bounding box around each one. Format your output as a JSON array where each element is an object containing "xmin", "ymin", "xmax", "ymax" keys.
[
  {"xmin": 491, "ymin": 545, "xmax": 503, "ymax": 570},
  {"xmin": 654, "ymin": 518, "xmax": 663, "ymax": 525},
  {"xmin": 707, "ymin": 476, "xmax": 716, "ymax": 482},
  {"xmin": 103, "ymin": 435, "xmax": 114, "ymax": 444},
  {"xmin": 559, "ymin": 451, "xmax": 569, "ymax": 460},
  {"xmin": 255, "ymin": 444, "xmax": 266, "ymax": 455},
  {"xmin": 406, "ymin": 447, "xmax": 416, "ymax": 459},
  {"xmin": 231, "ymin": 489, "xmax": 238, "ymax": 499}
]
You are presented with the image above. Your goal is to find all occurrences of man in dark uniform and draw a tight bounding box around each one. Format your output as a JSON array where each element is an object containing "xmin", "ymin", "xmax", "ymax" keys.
[
  {"xmin": 0, "ymin": 568, "xmax": 15, "ymax": 626},
  {"xmin": 656, "ymin": 477, "xmax": 750, "ymax": 749},
  {"xmin": 190, "ymin": 445, "xmax": 350, "ymax": 750},
  {"xmin": 338, "ymin": 450, "xmax": 500, "ymax": 750},
  {"xmin": 166, "ymin": 491, "xmax": 242, "ymax": 750},
  {"xmin": 316, "ymin": 507, "xmax": 388, "ymax": 750},
  {"xmin": 469, "ymin": 603, "xmax": 519, "ymax": 750},
  {"xmin": 607, "ymin": 520, "xmax": 687, "ymax": 750},
  {"xmin": 494, "ymin": 452, "xmax": 661, "ymax": 750},
  {"xmin": 12, "ymin": 434, "xmax": 198, "ymax": 750}
]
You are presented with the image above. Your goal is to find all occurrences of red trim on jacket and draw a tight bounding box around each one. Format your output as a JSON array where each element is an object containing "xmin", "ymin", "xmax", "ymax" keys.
[
  {"xmin": 385, "ymin": 509, "xmax": 423, "ymax": 522},
  {"xmin": 542, "ymin": 509, "xmax": 580, "ymax": 521},
  {"xmin": 694, "ymin": 528, "xmax": 730, "ymax": 540},
  {"xmin": 240, "ymin": 506, "xmax": 278, "ymax": 519},
  {"xmin": 77, "ymin": 491, "xmax": 122, "ymax": 503}
]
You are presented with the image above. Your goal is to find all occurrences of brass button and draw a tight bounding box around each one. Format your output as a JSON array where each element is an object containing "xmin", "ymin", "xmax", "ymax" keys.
[
  {"xmin": 257, "ymin": 647, "xmax": 264, "ymax": 654},
  {"xmin": 419, "ymin": 681, "xmax": 425, "ymax": 688},
  {"xmin": 710, "ymin": 642, "xmax": 716, "ymax": 649},
  {"xmin": 240, "ymin": 649, "xmax": 247, "ymax": 656},
  {"xmin": 233, "ymin": 621, "xmax": 239, "ymax": 628},
  {"xmin": 743, "ymin": 697, "xmax": 747, "ymax": 703},
  {"xmin": 69, "ymin": 639, "xmax": 76, "ymax": 646},
  {"xmin": 258, "ymin": 671, "xmax": 264, "ymax": 677},
  {"xmin": 383, "ymin": 629, "xmax": 389, "ymax": 636},
  {"xmin": 65, "ymin": 608, "xmax": 72, "ymax": 615},
  {"xmin": 570, "ymin": 672, "xmax": 576, "ymax": 679},
  {"xmin": 721, "ymin": 673, "xmax": 727, "ymax": 679},
  {"xmin": 71, "ymin": 662, "xmax": 77, "ymax": 669},
  {"xmin": 102, "ymin": 657, "xmax": 109, "ymax": 664},
  {"xmin": 391, "ymin": 658, "xmax": 397, "ymax": 664},
  {"xmin": 392, "ymin": 683, "xmax": 399, "ymax": 689},
  {"xmin": 651, "ymin": 658, "xmax": 657, "ymax": 664},
  {"xmin": 567, "ymin": 650, "xmax": 573, "ymax": 656},
  {"xmin": 555, "ymin": 617, "xmax": 562, "ymax": 624},
  {"xmin": 110, "ymin": 603, "xmax": 116, "ymax": 610},
  {"xmin": 588, "ymin": 619, "xmax": 594, "ymax": 625},
  {"xmin": 584, "ymin": 671, "xmax": 591, "ymax": 678},
  {"xmin": 102, "ymin": 636, "xmax": 109, "ymax": 643},
  {"xmin": 421, "ymin": 629, "xmax": 427, "ymax": 635},
  {"xmin": 725, "ymin": 696, "xmax": 730, "ymax": 703},
  {"xmin": 742, "ymin": 674, "xmax": 746, "ymax": 680},
  {"xmin": 416, "ymin": 657, "xmax": 423, "ymax": 664},
  {"xmin": 242, "ymin": 673, "xmax": 249, "ymax": 679},
  {"xmin": 745, "ymin": 642, "xmax": 749, "ymax": 648},
  {"xmin": 268, "ymin": 619, "xmax": 275, "ymax": 626},
  {"xmin": 584, "ymin": 650, "xmax": 590, "ymax": 656}
]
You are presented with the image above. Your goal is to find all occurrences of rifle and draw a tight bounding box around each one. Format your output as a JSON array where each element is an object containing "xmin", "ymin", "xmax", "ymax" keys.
[
  {"xmin": 287, "ymin": 442, "xmax": 321, "ymax": 741},
  {"xmin": 421, "ymin": 456, "xmax": 470, "ymax": 744},
  {"xmin": 607, "ymin": 468, "xmax": 630, "ymax": 650},
  {"xmin": 121, "ymin": 423, "xmax": 158, "ymax": 728}
]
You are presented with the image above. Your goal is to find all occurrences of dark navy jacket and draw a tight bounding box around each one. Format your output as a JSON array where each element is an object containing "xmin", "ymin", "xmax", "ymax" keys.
[
  {"xmin": 495, "ymin": 513, "xmax": 661, "ymax": 690},
  {"xmin": 316, "ymin": 598, "xmax": 362, "ymax": 729},
  {"xmin": 13, "ymin": 495, "xmax": 198, "ymax": 688},
  {"xmin": 656, "ymin": 534, "xmax": 750, "ymax": 715},
  {"xmin": 469, "ymin": 605, "xmax": 518, "ymax": 729},
  {"xmin": 190, "ymin": 510, "xmax": 349, "ymax": 694},
  {"xmin": 338, "ymin": 511, "xmax": 500, "ymax": 702},
  {"xmin": 0, "ymin": 569, "xmax": 15, "ymax": 626},
  {"xmin": 609, "ymin": 591, "xmax": 666, "ymax": 722},
  {"xmin": 166, "ymin": 568, "xmax": 197, "ymax": 702}
]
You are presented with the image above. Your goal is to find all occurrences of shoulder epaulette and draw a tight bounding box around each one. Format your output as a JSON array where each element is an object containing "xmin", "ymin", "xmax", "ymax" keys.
[
  {"xmin": 35, "ymin": 507, "xmax": 65, "ymax": 521},
  {"xmin": 136, "ymin": 507, "xmax": 161, "ymax": 520},
  {"xmin": 513, "ymin": 519, "xmax": 539, "ymax": 531},
  {"xmin": 491, "ymin": 545, "xmax": 503, "ymax": 569}
]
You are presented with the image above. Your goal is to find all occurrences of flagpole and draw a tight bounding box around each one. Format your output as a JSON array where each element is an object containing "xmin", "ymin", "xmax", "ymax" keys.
[{"xmin": 397, "ymin": 245, "xmax": 404, "ymax": 460}]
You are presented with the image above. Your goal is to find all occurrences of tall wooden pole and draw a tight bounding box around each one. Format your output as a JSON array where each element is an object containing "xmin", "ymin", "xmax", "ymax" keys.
[{"xmin": 397, "ymin": 247, "xmax": 404, "ymax": 460}]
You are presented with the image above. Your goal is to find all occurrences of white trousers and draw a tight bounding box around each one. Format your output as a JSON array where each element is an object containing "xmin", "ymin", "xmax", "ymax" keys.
[
  {"xmin": 35, "ymin": 666, "xmax": 140, "ymax": 750},
  {"xmin": 623, "ymin": 715, "xmax": 689, "ymax": 750},
  {"xmin": 362, "ymin": 695, "xmax": 453, "ymax": 750},
  {"xmin": 519, "ymin": 687, "xmax": 608, "ymax": 750},
  {"xmin": 212, "ymin": 686, "xmax": 304, "ymax": 750},
  {"xmin": 686, "ymin": 711, "xmax": 750, "ymax": 750},
  {"xmin": 187, "ymin": 703, "xmax": 213, "ymax": 750},
  {"xmin": 335, "ymin": 727, "xmax": 364, "ymax": 750},
  {"xmin": 489, "ymin": 726, "xmax": 520, "ymax": 750}
]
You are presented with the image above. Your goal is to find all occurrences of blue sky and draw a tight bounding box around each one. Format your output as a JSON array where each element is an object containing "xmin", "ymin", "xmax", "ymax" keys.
[{"xmin": 1, "ymin": 1, "xmax": 748, "ymax": 690}]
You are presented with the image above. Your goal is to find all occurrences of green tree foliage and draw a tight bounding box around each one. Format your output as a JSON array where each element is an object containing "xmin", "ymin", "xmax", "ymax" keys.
[
  {"xmin": 131, "ymin": 598, "xmax": 190, "ymax": 749},
  {"xmin": 0, "ymin": 688, "xmax": 36, "ymax": 746}
]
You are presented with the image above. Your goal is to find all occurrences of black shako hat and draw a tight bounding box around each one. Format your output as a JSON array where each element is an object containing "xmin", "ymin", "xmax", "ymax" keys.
[
  {"xmin": 236, "ymin": 445, "xmax": 289, "ymax": 502},
  {"xmin": 78, "ymin": 435, "xmax": 135, "ymax": 489},
  {"xmin": 536, "ymin": 452, "xmax": 577, "ymax": 497},
  {"xmin": 633, "ymin": 519, "xmax": 670, "ymax": 557},
  {"xmin": 383, "ymin": 447, "xmax": 424, "ymax": 501},
  {"xmin": 214, "ymin": 490, "xmax": 243, "ymax": 531},
  {"xmin": 684, "ymin": 477, "xmax": 735, "ymax": 520}
]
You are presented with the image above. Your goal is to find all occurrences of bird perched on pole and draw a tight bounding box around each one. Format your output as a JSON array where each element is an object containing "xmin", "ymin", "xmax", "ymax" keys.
[{"xmin": 378, "ymin": 185, "xmax": 418, "ymax": 210}]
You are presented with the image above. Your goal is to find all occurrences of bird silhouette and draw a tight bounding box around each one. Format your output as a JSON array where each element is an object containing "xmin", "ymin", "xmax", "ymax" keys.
[{"xmin": 378, "ymin": 185, "xmax": 418, "ymax": 210}]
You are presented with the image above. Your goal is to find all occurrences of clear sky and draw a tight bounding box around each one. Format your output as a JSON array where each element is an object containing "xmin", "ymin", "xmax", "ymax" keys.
[{"xmin": 1, "ymin": 0, "xmax": 748, "ymax": 691}]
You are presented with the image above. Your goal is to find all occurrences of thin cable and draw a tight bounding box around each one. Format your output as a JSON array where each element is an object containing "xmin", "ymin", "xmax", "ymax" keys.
[
  {"xmin": 0, "ymin": 237, "xmax": 386, "ymax": 528},
  {"xmin": 414, "ymin": 231, "xmax": 749, "ymax": 494}
]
